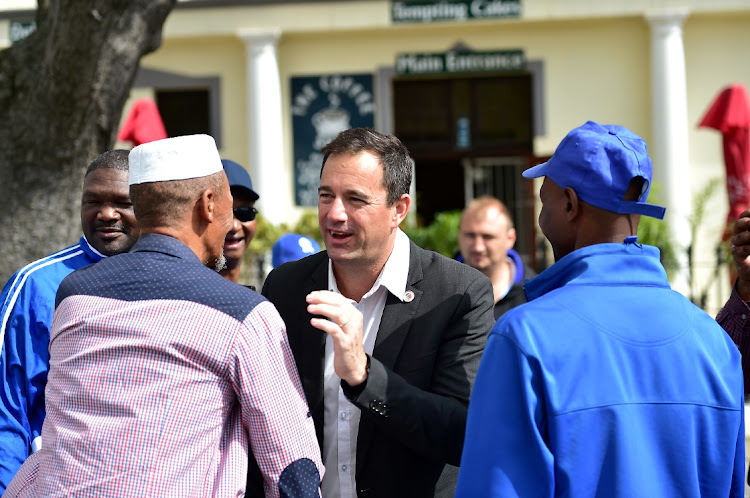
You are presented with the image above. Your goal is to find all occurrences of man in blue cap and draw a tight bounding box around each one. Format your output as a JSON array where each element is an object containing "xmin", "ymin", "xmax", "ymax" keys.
[
  {"xmin": 272, "ymin": 233, "xmax": 320, "ymax": 268},
  {"xmin": 220, "ymin": 159, "xmax": 260, "ymax": 284},
  {"xmin": 455, "ymin": 121, "xmax": 745, "ymax": 497}
]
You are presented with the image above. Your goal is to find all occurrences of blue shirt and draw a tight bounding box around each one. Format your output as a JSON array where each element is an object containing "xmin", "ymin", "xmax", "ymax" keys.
[
  {"xmin": 0, "ymin": 237, "xmax": 103, "ymax": 493},
  {"xmin": 456, "ymin": 240, "xmax": 745, "ymax": 497}
]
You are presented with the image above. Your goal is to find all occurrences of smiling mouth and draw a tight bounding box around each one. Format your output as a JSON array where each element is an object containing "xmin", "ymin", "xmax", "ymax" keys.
[
  {"xmin": 329, "ymin": 230, "xmax": 351, "ymax": 240},
  {"xmin": 224, "ymin": 238, "xmax": 243, "ymax": 247},
  {"xmin": 95, "ymin": 228, "xmax": 123, "ymax": 239}
]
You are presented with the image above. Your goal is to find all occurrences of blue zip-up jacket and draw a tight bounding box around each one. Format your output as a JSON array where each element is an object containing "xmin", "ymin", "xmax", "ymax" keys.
[
  {"xmin": 0, "ymin": 237, "xmax": 104, "ymax": 493},
  {"xmin": 456, "ymin": 240, "xmax": 745, "ymax": 497}
]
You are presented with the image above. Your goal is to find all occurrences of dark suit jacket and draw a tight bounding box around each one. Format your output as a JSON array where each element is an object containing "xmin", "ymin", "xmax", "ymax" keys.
[{"xmin": 260, "ymin": 241, "xmax": 494, "ymax": 498}]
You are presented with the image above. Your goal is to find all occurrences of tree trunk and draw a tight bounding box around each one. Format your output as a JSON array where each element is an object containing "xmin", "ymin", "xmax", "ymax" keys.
[{"xmin": 0, "ymin": 0, "xmax": 176, "ymax": 283}]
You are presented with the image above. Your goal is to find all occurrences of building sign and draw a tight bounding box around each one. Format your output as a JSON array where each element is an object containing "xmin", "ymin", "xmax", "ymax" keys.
[
  {"xmin": 291, "ymin": 74, "xmax": 375, "ymax": 206},
  {"xmin": 392, "ymin": 0, "xmax": 520, "ymax": 24},
  {"xmin": 396, "ymin": 49, "xmax": 525, "ymax": 75},
  {"xmin": 10, "ymin": 20, "xmax": 36, "ymax": 43}
]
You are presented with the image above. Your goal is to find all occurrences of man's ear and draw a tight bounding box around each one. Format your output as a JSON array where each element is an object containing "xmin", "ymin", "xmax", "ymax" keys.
[
  {"xmin": 506, "ymin": 227, "xmax": 517, "ymax": 249},
  {"xmin": 392, "ymin": 194, "xmax": 411, "ymax": 227},
  {"xmin": 563, "ymin": 187, "xmax": 580, "ymax": 222},
  {"xmin": 197, "ymin": 188, "xmax": 216, "ymax": 223}
]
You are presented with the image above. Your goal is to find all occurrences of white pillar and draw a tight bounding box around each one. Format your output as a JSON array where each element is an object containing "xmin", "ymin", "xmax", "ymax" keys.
[
  {"xmin": 238, "ymin": 28, "xmax": 290, "ymax": 225},
  {"xmin": 646, "ymin": 9, "xmax": 691, "ymax": 295}
]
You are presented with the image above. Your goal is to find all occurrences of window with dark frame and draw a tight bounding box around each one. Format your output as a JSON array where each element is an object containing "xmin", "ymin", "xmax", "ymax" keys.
[{"xmin": 156, "ymin": 89, "xmax": 212, "ymax": 138}]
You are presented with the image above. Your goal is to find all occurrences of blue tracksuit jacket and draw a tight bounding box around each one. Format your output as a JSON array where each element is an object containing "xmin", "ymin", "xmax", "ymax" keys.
[
  {"xmin": 0, "ymin": 237, "xmax": 103, "ymax": 493},
  {"xmin": 456, "ymin": 240, "xmax": 745, "ymax": 497}
]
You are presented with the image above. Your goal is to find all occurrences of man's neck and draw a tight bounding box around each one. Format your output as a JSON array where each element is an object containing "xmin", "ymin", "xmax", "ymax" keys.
[
  {"xmin": 333, "ymin": 234, "xmax": 399, "ymax": 302},
  {"xmin": 333, "ymin": 262, "xmax": 381, "ymax": 303},
  {"xmin": 142, "ymin": 226, "xmax": 207, "ymax": 262},
  {"xmin": 487, "ymin": 259, "xmax": 514, "ymax": 304}
]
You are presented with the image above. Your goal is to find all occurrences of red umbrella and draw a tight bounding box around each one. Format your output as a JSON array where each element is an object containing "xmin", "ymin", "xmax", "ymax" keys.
[
  {"xmin": 117, "ymin": 98, "xmax": 168, "ymax": 146},
  {"xmin": 698, "ymin": 84, "xmax": 750, "ymax": 235}
]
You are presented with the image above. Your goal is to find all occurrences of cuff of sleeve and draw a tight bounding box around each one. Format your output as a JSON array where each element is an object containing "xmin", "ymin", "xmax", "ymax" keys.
[
  {"xmin": 729, "ymin": 285, "xmax": 750, "ymax": 311},
  {"xmin": 717, "ymin": 285, "xmax": 750, "ymax": 339},
  {"xmin": 341, "ymin": 354, "xmax": 371, "ymax": 398}
]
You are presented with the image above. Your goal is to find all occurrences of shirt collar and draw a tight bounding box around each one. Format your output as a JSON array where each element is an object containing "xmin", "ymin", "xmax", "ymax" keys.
[
  {"xmin": 130, "ymin": 233, "xmax": 203, "ymax": 263},
  {"xmin": 80, "ymin": 235, "xmax": 107, "ymax": 262},
  {"xmin": 507, "ymin": 248, "xmax": 524, "ymax": 284},
  {"xmin": 328, "ymin": 228, "xmax": 411, "ymax": 302},
  {"xmin": 525, "ymin": 241, "xmax": 667, "ymax": 302}
]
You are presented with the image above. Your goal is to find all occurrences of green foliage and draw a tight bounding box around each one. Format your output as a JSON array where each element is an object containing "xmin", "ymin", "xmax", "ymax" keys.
[
  {"xmin": 637, "ymin": 184, "xmax": 677, "ymax": 275},
  {"xmin": 639, "ymin": 179, "xmax": 730, "ymax": 309},
  {"xmin": 248, "ymin": 210, "xmax": 324, "ymax": 255},
  {"xmin": 292, "ymin": 211, "xmax": 325, "ymax": 247},
  {"xmin": 248, "ymin": 213, "xmax": 284, "ymax": 254},
  {"xmin": 637, "ymin": 213, "xmax": 678, "ymax": 273},
  {"xmin": 688, "ymin": 178, "xmax": 721, "ymax": 243},
  {"xmin": 402, "ymin": 210, "xmax": 462, "ymax": 257},
  {"xmin": 686, "ymin": 178, "xmax": 724, "ymax": 307}
]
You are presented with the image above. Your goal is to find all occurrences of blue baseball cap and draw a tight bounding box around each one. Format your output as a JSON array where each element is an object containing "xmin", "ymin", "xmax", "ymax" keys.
[
  {"xmin": 272, "ymin": 234, "xmax": 321, "ymax": 268},
  {"xmin": 222, "ymin": 159, "xmax": 259, "ymax": 201},
  {"xmin": 523, "ymin": 121, "xmax": 666, "ymax": 219}
]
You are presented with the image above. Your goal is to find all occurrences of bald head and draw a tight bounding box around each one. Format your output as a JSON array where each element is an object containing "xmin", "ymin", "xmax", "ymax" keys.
[
  {"xmin": 459, "ymin": 196, "xmax": 516, "ymax": 277},
  {"xmin": 129, "ymin": 172, "xmax": 227, "ymax": 232},
  {"xmin": 461, "ymin": 196, "xmax": 514, "ymax": 230}
]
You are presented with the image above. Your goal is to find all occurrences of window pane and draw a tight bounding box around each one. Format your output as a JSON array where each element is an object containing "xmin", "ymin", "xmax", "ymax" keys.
[
  {"xmin": 472, "ymin": 75, "xmax": 532, "ymax": 149},
  {"xmin": 156, "ymin": 89, "xmax": 211, "ymax": 137},
  {"xmin": 393, "ymin": 80, "xmax": 452, "ymax": 147}
]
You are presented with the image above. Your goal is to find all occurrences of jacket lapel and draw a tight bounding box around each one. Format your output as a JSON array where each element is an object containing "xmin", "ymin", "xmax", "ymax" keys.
[
  {"xmin": 357, "ymin": 242, "xmax": 425, "ymax": 473},
  {"xmin": 373, "ymin": 241, "xmax": 424, "ymax": 366}
]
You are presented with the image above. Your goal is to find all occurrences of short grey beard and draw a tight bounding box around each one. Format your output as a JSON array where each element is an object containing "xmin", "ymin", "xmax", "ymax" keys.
[{"xmin": 213, "ymin": 255, "xmax": 227, "ymax": 273}]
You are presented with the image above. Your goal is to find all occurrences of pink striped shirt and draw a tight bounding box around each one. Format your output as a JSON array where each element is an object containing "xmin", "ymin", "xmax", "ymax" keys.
[{"xmin": 6, "ymin": 234, "xmax": 323, "ymax": 497}]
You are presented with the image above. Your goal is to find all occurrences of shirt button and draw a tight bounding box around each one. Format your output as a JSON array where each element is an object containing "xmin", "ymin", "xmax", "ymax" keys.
[
  {"xmin": 339, "ymin": 412, "xmax": 347, "ymax": 420},
  {"xmin": 742, "ymin": 314, "xmax": 747, "ymax": 320},
  {"xmin": 341, "ymin": 464, "xmax": 348, "ymax": 472}
]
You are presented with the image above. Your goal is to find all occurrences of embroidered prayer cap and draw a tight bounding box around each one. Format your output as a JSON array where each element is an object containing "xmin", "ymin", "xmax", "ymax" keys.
[{"xmin": 128, "ymin": 134, "xmax": 223, "ymax": 185}]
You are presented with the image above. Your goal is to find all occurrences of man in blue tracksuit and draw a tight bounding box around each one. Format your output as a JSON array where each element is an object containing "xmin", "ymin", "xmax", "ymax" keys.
[
  {"xmin": 0, "ymin": 150, "xmax": 139, "ymax": 493},
  {"xmin": 456, "ymin": 121, "xmax": 745, "ymax": 497},
  {"xmin": 458, "ymin": 196, "xmax": 537, "ymax": 319}
]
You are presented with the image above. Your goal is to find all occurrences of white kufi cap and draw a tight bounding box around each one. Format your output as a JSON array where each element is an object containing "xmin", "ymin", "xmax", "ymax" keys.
[{"xmin": 128, "ymin": 134, "xmax": 223, "ymax": 185}]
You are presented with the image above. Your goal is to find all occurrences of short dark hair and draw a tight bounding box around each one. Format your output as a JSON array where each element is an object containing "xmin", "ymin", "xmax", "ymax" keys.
[
  {"xmin": 321, "ymin": 128, "xmax": 412, "ymax": 206},
  {"xmin": 85, "ymin": 149, "xmax": 130, "ymax": 178}
]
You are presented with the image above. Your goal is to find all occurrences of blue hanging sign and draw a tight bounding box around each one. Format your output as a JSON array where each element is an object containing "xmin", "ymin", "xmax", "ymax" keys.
[{"xmin": 290, "ymin": 74, "xmax": 375, "ymax": 206}]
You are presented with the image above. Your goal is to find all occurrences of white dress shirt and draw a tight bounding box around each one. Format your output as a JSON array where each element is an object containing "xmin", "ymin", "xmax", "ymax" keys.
[{"xmin": 321, "ymin": 229, "xmax": 411, "ymax": 498}]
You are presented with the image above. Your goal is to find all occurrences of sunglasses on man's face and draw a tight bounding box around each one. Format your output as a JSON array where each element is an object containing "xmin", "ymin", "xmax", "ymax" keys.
[{"xmin": 233, "ymin": 206, "xmax": 258, "ymax": 222}]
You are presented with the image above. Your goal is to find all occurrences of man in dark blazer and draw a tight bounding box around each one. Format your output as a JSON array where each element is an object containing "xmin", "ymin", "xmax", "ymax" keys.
[{"xmin": 260, "ymin": 128, "xmax": 494, "ymax": 498}]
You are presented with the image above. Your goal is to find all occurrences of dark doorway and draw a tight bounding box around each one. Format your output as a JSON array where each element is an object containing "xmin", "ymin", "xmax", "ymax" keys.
[
  {"xmin": 413, "ymin": 158, "xmax": 464, "ymax": 225},
  {"xmin": 156, "ymin": 89, "xmax": 211, "ymax": 137},
  {"xmin": 393, "ymin": 71, "xmax": 537, "ymax": 263},
  {"xmin": 393, "ymin": 72, "xmax": 534, "ymax": 221}
]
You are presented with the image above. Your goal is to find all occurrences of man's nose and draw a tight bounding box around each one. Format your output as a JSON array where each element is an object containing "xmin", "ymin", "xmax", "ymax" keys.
[
  {"xmin": 231, "ymin": 215, "xmax": 242, "ymax": 231},
  {"xmin": 97, "ymin": 204, "xmax": 120, "ymax": 221},
  {"xmin": 328, "ymin": 198, "xmax": 347, "ymax": 221}
]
